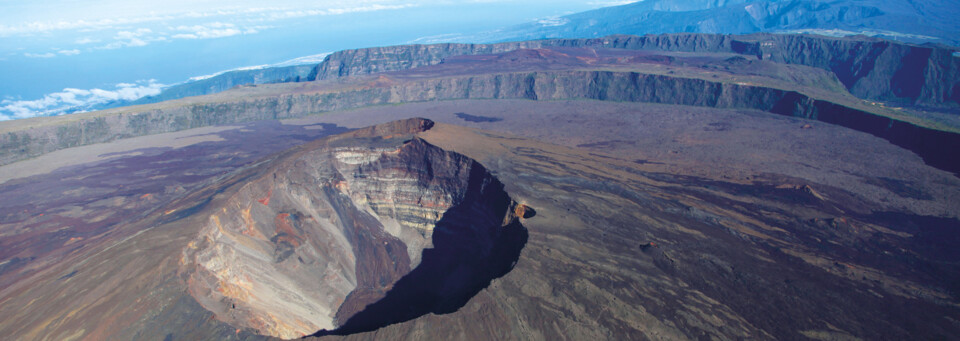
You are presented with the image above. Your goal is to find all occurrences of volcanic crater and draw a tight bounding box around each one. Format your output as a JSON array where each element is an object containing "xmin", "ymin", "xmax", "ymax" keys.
[{"xmin": 176, "ymin": 118, "xmax": 528, "ymax": 338}]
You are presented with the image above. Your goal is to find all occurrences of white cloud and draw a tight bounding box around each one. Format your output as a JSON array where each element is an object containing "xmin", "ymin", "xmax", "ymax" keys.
[
  {"xmin": 0, "ymin": 3, "xmax": 418, "ymax": 37},
  {"xmin": 2, "ymin": 2, "xmax": 420, "ymax": 58},
  {"xmin": 408, "ymin": 33, "xmax": 468, "ymax": 44},
  {"xmin": 262, "ymin": 4, "xmax": 416, "ymax": 20},
  {"xmin": 172, "ymin": 23, "xmax": 243, "ymax": 39},
  {"xmin": 246, "ymin": 25, "xmax": 273, "ymax": 33},
  {"xmin": 0, "ymin": 80, "xmax": 166, "ymax": 120},
  {"xmin": 188, "ymin": 64, "xmax": 269, "ymax": 81},
  {"xmin": 116, "ymin": 28, "xmax": 152, "ymax": 39},
  {"xmin": 536, "ymin": 16, "xmax": 569, "ymax": 27},
  {"xmin": 273, "ymin": 52, "xmax": 332, "ymax": 66},
  {"xmin": 75, "ymin": 37, "xmax": 100, "ymax": 44},
  {"xmin": 101, "ymin": 28, "xmax": 154, "ymax": 49},
  {"xmin": 0, "ymin": 16, "xmax": 173, "ymax": 37},
  {"xmin": 587, "ymin": 0, "xmax": 642, "ymax": 6},
  {"xmin": 170, "ymin": 33, "xmax": 198, "ymax": 39},
  {"xmin": 186, "ymin": 51, "xmax": 331, "ymax": 82},
  {"xmin": 102, "ymin": 39, "xmax": 145, "ymax": 49},
  {"xmin": 24, "ymin": 52, "xmax": 56, "ymax": 58},
  {"xmin": 774, "ymin": 28, "xmax": 938, "ymax": 40}
]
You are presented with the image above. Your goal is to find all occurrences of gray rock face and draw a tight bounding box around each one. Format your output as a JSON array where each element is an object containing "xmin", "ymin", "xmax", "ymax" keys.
[
  {"xmin": 312, "ymin": 34, "xmax": 960, "ymax": 107},
  {"xmin": 3, "ymin": 71, "xmax": 959, "ymax": 176}
]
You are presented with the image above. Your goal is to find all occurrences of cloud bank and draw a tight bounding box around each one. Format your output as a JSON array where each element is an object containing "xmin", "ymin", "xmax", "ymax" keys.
[
  {"xmin": 0, "ymin": 3, "xmax": 417, "ymax": 38},
  {"xmin": 587, "ymin": 0, "xmax": 642, "ymax": 6},
  {"xmin": 188, "ymin": 52, "xmax": 331, "ymax": 81},
  {"xmin": 5, "ymin": 2, "xmax": 418, "ymax": 58},
  {"xmin": 0, "ymin": 80, "xmax": 165, "ymax": 120},
  {"xmin": 1, "ymin": 49, "xmax": 334, "ymax": 120},
  {"xmin": 24, "ymin": 52, "xmax": 56, "ymax": 58},
  {"xmin": 172, "ymin": 22, "xmax": 244, "ymax": 39}
]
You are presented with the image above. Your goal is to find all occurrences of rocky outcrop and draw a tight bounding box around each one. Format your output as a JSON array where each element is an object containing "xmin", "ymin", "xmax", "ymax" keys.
[{"xmin": 177, "ymin": 119, "xmax": 526, "ymax": 338}]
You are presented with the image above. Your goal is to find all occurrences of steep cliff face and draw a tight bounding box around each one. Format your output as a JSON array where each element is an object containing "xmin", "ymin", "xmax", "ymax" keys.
[
  {"xmin": 4, "ymin": 67, "xmax": 959, "ymax": 175},
  {"xmin": 177, "ymin": 119, "xmax": 525, "ymax": 339},
  {"xmin": 755, "ymin": 35, "xmax": 960, "ymax": 106},
  {"xmin": 307, "ymin": 42, "xmax": 545, "ymax": 81},
  {"xmin": 310, "ymin": 34, "xmax": 960, "ymax": 107},
  {"xmin": 568, "ymin": 34, "xmax": 960, "ymax": 106}
]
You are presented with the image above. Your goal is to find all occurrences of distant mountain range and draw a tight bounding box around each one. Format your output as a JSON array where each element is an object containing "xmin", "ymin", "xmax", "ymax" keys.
[
  {"xmin": 111, "ymin": 0, "xmax": 960, "ymax": 112},
  {"xmin": 471, "ymin": 0, "xmax": 960, "ymax": 46}
]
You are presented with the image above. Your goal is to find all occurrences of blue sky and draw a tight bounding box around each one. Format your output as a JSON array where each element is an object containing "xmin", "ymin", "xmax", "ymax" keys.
[
  {"xmin": 0, "ymin": 1, "xmax": 638, "ymax": 120},
  {"xmin": 0, "ymin": 1, "xmax": 418, "ymax": 50}
]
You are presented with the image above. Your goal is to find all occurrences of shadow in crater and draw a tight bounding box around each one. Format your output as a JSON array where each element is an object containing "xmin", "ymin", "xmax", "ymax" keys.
[{"xmin": 311, "ymin": 167, "xmax": 529, "ymax": 337}]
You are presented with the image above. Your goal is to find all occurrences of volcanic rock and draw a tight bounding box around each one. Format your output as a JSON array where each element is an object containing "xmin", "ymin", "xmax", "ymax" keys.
[{"xmin": 177, "ymin": 118, "xmax": 526, "ymax": 338}]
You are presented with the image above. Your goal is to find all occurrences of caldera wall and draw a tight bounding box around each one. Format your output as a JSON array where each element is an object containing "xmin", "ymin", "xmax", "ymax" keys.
[
  {"xmin": 177, "ymin": 125, "xmax": 525, "ymax": 338},
  {"xmin": 3, "ymin": 69, "xmax": 959, "ymax": 175},
  {"xmin": 311, "ymin": 34, "xmax": 960, "ymax": 107}
]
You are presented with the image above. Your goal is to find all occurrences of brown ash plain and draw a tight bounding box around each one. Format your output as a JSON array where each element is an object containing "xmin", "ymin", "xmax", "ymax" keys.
[{"xmin": 0, "ymin": 36, "xmax": 959, "ymax": 340}]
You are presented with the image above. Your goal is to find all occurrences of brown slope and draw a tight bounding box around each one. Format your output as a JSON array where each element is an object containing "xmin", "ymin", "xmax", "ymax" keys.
[
  {"xmin": 0, "ymin": 109, "xmax": 958, "ymax": 340},
  {"xmin": 300, "ymin": 121, "xmax": 960, "ymax": 340},
  {"xmin": 0, "ymin": 119, "xmax": 529, "ymax": 340}
]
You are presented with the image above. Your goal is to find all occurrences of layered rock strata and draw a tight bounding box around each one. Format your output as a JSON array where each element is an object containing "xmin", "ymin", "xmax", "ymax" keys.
[
  {"xmin": 177, "ymin": 119, "xmax": 524, "ymax": 339},
  {"xmin": 311, "ymin": 33, "xmax": 960, "ymax": 107}
]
